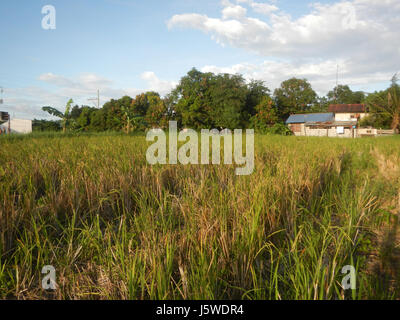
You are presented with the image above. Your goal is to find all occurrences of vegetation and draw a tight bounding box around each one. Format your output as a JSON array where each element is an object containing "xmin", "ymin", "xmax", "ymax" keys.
[
  {"xmin": 1, "ymin": 133, "xmax": 400, "ymax": 300},
  {"xmin": 42, "ymin": 99, "xmax": 74, "ymax": 133},
  {"xmin": 327, "ymin": 85, "xmax": 366, "ymax": 105},
  {"xmin": 362, "ymin": 75, "xmax": 400, "ymax": 131},
  {"xmin": 34, "ymin": 70, "xmax": 400, "ymax": 134},
  {"xmin": 273, "ymin": 78, "xmax": 318, "ymax": 119}
]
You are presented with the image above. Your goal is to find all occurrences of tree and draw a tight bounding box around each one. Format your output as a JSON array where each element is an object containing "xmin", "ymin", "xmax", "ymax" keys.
[
  {"xmin": 144, "ymin": 93, "xmax": 169, "ymax": 129},
  {"xmin": 250, "ymin": 96, "xmax": 278, "ymax": 132},
  {"xmin": 42, "ymin": 98, "xmax": 74, "ymax": 133},
  {"xmin": 102, "ymin": 96, "xmax": 134, "ymax": 131},
  {"xmin": 208, "ymin": 73, "xmax": 248, "ymax": 129},
  {"xmin": 32, "ymin": 119, "xmax": 61, "ymax": 132},
  {"xmin": 245, "ymin": 80, "xmax": 271, "ymax": 120},
  {"xmin": 171, "ymin": 68, "xmax": 215, "ymax": 129},
  {"xmin": 274, "ymin": 78, "xmax": 317, "ymax": 120},
  {"xmin": 327, "ymin": 85, "xmax": 365, "ymax": 104},
  {"xmin": 366, "ymin": 74, "xmax": 400, "ymax": 130},
  {"xmin": 171, "ymin": 69, "xmax": 261, "ymax": 129},
  {"xmin": 76, "ymin": 106, "xmax": 97, "ymax": 131},
  {"xmin": 131, "ymin": 92, "xmax": 168, "ymax": 129}
]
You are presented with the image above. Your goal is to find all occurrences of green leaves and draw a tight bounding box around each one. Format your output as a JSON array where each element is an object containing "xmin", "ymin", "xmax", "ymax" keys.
[
  {"xmin": 274, "ymin": 78, "xmax": 317, "ymax": 119},
  {"xmin": 365, "ymin": 74, "xmax": 400, "ymax": 130},
  {"xmin": 42, "ymin": 106, "xmax": 63, "ymax": 119},
  {"xmin": 327, "ymin": 85, "xmax": 365, "ymax": 104},
  {"xmin": 42, "ymin": 99, "xmax": 75, "ymax": 132}
]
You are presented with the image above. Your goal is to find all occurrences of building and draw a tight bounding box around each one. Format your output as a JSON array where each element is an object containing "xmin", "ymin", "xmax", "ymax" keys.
[
  {"xmin": 0, "ymin": 119, "xmax": 32, "ymax": 134},
  {"xmin": 286, "ymin": 104, "xmax": 394, "ymax": 138},
  {"xmin": 328, "ymin": 104, "xmax": 369, "ymax": 122},
  {"xmin": 286, "ymin": 112, "xmax": 357, "ymax": 138}
]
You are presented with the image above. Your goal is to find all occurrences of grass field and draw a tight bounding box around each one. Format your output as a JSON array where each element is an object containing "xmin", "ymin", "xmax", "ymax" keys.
[{"xmin": 1, "ymin": 132, "xmax": 400, "ymax": 300}]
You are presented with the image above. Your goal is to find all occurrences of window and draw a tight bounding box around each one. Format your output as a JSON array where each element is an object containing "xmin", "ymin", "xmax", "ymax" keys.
[{"xmin": 336, "ymin": 126, "xmax": 345, "ymax": 134}]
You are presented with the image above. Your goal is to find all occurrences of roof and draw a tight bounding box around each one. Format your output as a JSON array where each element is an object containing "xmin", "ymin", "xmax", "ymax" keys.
[
  {"xmin": 286, "ymin": 113, "xmax": 334, "ymax": 124},
  {"xmin": 328, "ymin": 104, "xmax": 366, "ymax": 113}
]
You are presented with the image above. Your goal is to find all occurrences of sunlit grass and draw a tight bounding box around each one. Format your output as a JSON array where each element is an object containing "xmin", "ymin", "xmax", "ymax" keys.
[{"xmin": 1, "ymin": 133, "xmax": 400, "ymax": 299}]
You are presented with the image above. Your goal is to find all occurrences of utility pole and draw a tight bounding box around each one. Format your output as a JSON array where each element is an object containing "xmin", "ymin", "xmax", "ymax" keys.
[
  {"xmin": 334, "ymin": 65, "xmax": 339, "ymax": 104},
  {"xmin": 88, "ymin": 90, "xmax": 100, "ymax": 108}
]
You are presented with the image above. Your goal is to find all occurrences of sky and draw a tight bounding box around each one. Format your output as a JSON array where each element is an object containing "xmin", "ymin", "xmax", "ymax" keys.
[{"xmin": 0, "ymin": 0, "xmax": 399, "ymax": 120}]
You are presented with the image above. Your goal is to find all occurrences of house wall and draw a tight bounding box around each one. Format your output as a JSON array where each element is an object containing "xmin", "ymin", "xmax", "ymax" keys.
[
  {"xmin": 303, "ymin": 126, "xmax": 354, "ymax": 138},
  {"xmin": 0, "ymin": 119, "xmax": 32, "ymax": 134},
  {"xmin": 334, "ymin": 113, "xmax": 369, "ymax": 121},
  {"xmin": 289, "ymin": 123, "xmax": 305, "ymax": 136}
]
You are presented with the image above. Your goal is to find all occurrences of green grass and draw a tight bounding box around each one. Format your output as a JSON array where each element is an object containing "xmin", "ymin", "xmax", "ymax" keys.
[{"xmin": 1, "ymin": 133, "xmax": 400, "ymax": 299}]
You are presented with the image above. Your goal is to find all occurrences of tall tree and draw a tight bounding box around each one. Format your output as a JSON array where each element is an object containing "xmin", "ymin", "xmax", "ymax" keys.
[
  {"xmin": 208, "ymin": 73, "xmax": 248, "ymax": 129},
  {"xmin": 327, "ymin": 85, "xmax": 365, "ymax": 104},
  {"xmin": 171, "ymin": 68, "xmax": 215, "ymax": 129},
  {"xmin": 274, "ymin": 78, "xmax": 317, "ymax": 120}
]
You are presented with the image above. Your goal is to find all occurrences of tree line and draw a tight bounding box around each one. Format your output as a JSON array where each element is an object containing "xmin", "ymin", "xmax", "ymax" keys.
[{"xmin": 35, "ymin": 68, "xmax": 400, "ymax": 133}]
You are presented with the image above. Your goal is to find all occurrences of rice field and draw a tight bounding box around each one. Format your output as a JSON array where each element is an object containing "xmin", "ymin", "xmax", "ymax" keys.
[{"xmin": 1, "ymin": 132, "xmax": 400, "ymax": 300}]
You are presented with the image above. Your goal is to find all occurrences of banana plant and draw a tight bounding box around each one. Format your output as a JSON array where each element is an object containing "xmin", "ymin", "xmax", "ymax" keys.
[
  {"xmin": 42, "ymin": 99, "xmax": 74, "ymax": 133},
  {"xmin": 119, "ymin": 106, "xmax": 146, "ymax": 133}
]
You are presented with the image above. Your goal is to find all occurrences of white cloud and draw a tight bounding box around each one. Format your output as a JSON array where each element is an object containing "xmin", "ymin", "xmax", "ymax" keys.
[
  {"xmin": 168, "ymin": 0, "xmax": 400, "ymax": 92},
  {"xmin": 201, "ymin": 59, "xmax": 392, "ymax": 95},
  {"xmin": 141, "ymin": 72, "xmax": 178, "ymax": 94},
  {"xmin": 250, "ymin": 2, "xmax": 278, "ymax": 15},
  {"xmin": 222, "ymin": 5, "xmax": 247, "ymax": 20},
  {"xmin": 2, "ymin": 72, "xmax": 176, "ymax": 120}
]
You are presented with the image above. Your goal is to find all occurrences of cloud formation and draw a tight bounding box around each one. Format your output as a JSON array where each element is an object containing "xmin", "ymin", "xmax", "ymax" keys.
[
  {"xmin": 3, "ymin": 72, "xmax": 176, "ymax": 120},
  {"xmin": 168, "ymin": 0, "xmax": 400, "ymax": 93}
]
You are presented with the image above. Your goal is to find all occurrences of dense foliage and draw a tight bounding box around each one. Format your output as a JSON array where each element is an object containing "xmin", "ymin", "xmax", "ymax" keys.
[
  {"xmin": 361, "ymin": 75, "xmax": 400, "ymax": 130},
  {"xmin": 39, "ymin": 69, "xmax": 398, "ymax": 133}
]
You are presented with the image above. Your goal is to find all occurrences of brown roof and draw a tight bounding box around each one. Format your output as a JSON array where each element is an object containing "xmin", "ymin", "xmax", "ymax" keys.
[{"xmin": 328, "ymin": 104, "xmax": 366, "ymax": 113}]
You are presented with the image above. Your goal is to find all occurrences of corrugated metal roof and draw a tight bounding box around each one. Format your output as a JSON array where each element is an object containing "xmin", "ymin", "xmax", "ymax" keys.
[
  {"xmin": 328, "ymin": 104, "xmax": 366, "ymax": 113},
  {"xmin": 286, "ymin": 113, "xmax": 334, "ymax": 124}
]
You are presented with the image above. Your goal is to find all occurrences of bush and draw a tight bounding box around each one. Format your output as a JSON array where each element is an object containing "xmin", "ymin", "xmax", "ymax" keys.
[{"xmin": 255, "ymin": 123, "xmax": 293, "ymax": 135}]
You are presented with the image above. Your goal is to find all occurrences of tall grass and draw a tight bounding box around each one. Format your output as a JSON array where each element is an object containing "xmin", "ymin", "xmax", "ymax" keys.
[{"xmin": 0, "ymin": 133, "xmax": 399, "ymax": 299}]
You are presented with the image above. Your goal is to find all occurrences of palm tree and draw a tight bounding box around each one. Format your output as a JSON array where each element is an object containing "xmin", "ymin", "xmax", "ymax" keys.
[{"xmin": 42, "ymin": 99, "xmax": 74, "ymax": 133}]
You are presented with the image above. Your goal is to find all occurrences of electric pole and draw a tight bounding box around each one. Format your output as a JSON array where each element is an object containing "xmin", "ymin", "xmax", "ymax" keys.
[
  {"xmin": 88, "ymin": 90, "xmax": 100, "ymax": 108},
  {"xmin": 334, "ymin": 65, "xmax": 339, "ymax": 104}
]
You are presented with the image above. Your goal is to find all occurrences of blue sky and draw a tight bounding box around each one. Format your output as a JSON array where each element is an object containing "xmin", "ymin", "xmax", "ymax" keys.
[{"xmin": 0, "ymin": 0, "xmax": 399, "ymax": 119}]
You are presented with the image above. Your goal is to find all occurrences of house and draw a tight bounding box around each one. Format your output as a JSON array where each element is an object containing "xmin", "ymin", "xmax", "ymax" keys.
[
  {"xmin": 328, "ymin": 104, "xmax": 369, "ymax": 122},
  {"xmin": 286, "ymin": 113, "xmax": 334, "ymax": 136},
  {"xmin": 0, "ymin": 119, "xmax": 32, "ymax": 134},
  {"xmin": 286, "ymin": 112, "xmax": 358, "ymax": 138},
  {"xmin": 286, "ymin": 104, "xmax": 394, "ymax": 138}
]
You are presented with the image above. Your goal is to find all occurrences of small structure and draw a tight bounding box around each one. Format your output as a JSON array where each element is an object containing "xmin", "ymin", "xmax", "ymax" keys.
[
  {"xmin": 0, "ymin": 118, "xmax": 32, "ymax": 134},
  {"xmin": 286, "ymin": 113, "xmax": 336, "ymax": 136}
]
